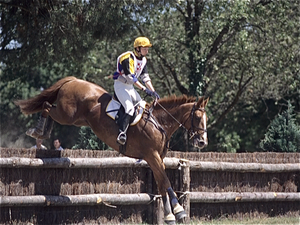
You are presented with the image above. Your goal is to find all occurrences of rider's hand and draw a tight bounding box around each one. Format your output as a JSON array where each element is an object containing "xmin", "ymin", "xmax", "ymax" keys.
[
  {"xmin": 144, "ymin": 88, "xmax": 153, "ymax": 96},
  {"xmin": 144, "ymin": 89, "xmax": 159, "ymax": 99},
  {"xmin": 153, "ymin": 91, "xmax": 160, "ymax": 99}
]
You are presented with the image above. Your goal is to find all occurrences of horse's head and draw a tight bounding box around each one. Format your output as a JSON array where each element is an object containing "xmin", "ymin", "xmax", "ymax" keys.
[
  {"xmin": 188, "ymin": 97, "xmax": 209, "ymax": 149},
  {"xmin": 152, "ymin": 95, "xmax": 209, "ymax": 150}
]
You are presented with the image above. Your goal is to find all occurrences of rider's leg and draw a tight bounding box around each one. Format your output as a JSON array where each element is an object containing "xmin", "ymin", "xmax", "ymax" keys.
[
  {"xmin": 114, "ymin": 81, "xmax": 135, "ymax": 145},
  {"xmin": 116, "ymin": 86, "xmax": 142, "ymax": 144},
  {"xmin": 116, "ymin": 113, "xmax": 132, "ymax": 145}
]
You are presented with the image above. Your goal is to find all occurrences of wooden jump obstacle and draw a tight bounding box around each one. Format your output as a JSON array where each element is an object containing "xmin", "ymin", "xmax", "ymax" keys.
[{"xmin": 1, "ymin": 151, "xmax": 299, "ymax": 224}]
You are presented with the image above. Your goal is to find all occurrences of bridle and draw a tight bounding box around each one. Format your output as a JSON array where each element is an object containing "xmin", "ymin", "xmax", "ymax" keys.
[
  {"xmin": 188, "ymin": 103, "xmax": 207, "ymax": 139},
  {"xmin": 153, "ymin": 100, "xmax": 207, "ymax": 140}
]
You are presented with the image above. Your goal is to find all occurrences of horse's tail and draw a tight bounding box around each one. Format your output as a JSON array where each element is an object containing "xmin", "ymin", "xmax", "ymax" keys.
[{"xmin": 14, "ymin": 76, "xmax": 77, "ymax": 115}]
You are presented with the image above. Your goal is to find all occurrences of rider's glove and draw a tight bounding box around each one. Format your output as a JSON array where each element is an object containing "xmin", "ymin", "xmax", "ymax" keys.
[
  {"xmin": 144, "ymin": 88, "xmax": 154, "ymax": 96},
  {"xmin": 144, "ymin": 89, "xmax": 160, "ymax": 99},
  {"xmin": 153, "ymin": 91, "xmax": 160, "ymax": 99}
]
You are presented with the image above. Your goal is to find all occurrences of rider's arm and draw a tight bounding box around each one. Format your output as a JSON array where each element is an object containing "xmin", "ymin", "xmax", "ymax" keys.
[
  {"xmin": 121, "ymin": 57, "xmax": 134, "ymax": 75},
  {"xmin": 133, "ymin": 80, "xmax": 155, "ymax": 93},
  {"xmin": 144, "ymin": 80, "xmax": 155, "ymax": 91},
  {"xmin": 134, "ymin": 81, "xmax": 147, "ymax": 91},
  {"xmin": 119, "ymin": 57, "xmax": 139, "ymax": 85},
  {"xmin": 139, "ymin": 65, "xmax": 155, "ymax": 91}
]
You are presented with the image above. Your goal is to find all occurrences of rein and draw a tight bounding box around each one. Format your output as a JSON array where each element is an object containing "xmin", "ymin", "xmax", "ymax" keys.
[
  {"xmin": 150, "ymin": 100, "xmax": 207, "ymax": 147},
  {"xmin": 154, "ymin": 100, "xmax": 188, "ymax": 132}
]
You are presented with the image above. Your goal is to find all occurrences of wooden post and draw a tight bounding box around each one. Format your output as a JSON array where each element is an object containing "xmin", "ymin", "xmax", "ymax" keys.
[
  {"xmin": 179, "ymin": 159, "xmax": 190, "ymax": 223},
  {"xmin": 153, "ymin": 196, "xmax": 164, "ymax": 225},
  {"xmin": 146, "ymin": 168, "xmax": 153, "ymax": 224}
]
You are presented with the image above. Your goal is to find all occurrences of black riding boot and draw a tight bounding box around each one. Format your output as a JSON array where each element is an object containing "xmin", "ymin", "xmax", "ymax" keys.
[{"xmin": 117, "ymin": 113, "xmax": 132, "ymax": 145}]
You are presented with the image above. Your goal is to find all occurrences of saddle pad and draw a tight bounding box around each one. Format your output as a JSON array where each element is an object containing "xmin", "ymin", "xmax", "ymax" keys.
[{"xmin": 106, "ymin": 99, "xmax": 146, "ymax": 126}]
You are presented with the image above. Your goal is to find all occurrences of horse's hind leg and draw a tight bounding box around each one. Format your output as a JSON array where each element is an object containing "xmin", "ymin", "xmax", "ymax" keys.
[
  {"xmin": 42, "ymin": 116, "xmax": 54, "ymax": 139},
  {"xmin": 26, "ymin": 102, "xmax": 53, "ymax": 139}
]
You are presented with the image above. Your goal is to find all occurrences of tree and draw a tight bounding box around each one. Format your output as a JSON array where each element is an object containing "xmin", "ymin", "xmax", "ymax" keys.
[
  {"xmin": 0, "ymin": 0, "xmax": 178, "ymax": 149},
  {"xmin": 0, "ymin": 0, "xmax": 167, "ymax": 148},
  {"xmin": 139, "ymin": 0, "xmax": 300, "ymax": 152},
  {"xmin": 72, "ymin": 127, "xmax": 110, "ymax": 150},
  {"xmin": 260, "ymin": 102, "xmax": 300, "ymax": 152},
  {"xmin": 1, "ymin": 0, "xmax": 299, "ymax": 152}
]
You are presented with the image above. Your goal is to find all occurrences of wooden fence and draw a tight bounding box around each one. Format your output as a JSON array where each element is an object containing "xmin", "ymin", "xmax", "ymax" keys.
[{"xmin": 1, "ymin": 148, "xmax": 299, "ymax": 224}]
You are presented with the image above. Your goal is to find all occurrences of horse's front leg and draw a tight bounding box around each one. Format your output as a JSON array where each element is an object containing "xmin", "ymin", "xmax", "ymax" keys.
[
  {"xmin": 26, "ymin": 101, "xmax": 53, "ymax": 139},
  {"xmin": 162, "ymin": 194, "xmax": 176, "ymax": 225},
  {"xmin": 167, "ymin": 187, "xmax": 187, "ymax": 220},
  {"xmin": 145, "ymin": 152, "xmax": 186, "ymax": 224}
]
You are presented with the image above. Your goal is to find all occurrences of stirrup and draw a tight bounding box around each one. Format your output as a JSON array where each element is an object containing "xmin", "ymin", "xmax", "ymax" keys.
[{"xmin": 117, "ymin": 131, "xmax": 127, "ymax": 145}]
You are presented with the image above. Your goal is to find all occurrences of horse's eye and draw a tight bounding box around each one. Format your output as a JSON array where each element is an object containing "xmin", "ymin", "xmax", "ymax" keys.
[{"xmin": 194, "ymin": 116, "xmax": 201, "ymax": 122}]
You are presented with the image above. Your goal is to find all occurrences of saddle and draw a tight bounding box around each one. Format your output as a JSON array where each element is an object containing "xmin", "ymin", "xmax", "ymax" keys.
[{"xmin": 105, "ymin": 96, "xmax": 146, "ymax": 126}]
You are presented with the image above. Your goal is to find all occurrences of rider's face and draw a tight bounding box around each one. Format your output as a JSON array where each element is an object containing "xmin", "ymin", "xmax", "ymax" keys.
[{"xmin": 140, "ymin": 47, "xmax": 149, "ymax": 56}]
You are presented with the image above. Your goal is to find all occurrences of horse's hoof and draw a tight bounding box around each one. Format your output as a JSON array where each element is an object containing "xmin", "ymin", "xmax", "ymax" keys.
[
  {"xmin": 175, "ymin": 210, "xmax": 187, "ymax": 221},
  {"xmin": 38, "ymin": 134, "xmax": 50, "ymax": 140},
  {"xmin": 165, "ymin": 220, "xmax": 176, "ymax": 225},
  {"xmin": 165, "ymin": 213, "xmax": 176, "ymax": 225},
  {"xmin": 26, "ymin": 128, "xmax": 42, "ymax": 139},
  {"xmin": 38, "ymin": 130, "xmax": 51, "ymax": 140}
]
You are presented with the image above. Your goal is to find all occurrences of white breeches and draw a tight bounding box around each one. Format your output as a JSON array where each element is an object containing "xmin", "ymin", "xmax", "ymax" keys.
[{"xmin": 114, "ymin": 80, "xmax": 142, "ymax": 116}]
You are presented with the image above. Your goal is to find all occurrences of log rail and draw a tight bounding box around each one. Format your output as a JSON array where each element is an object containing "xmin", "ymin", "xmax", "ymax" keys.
[
  {"xmin": 1, "ymin": 157, "xmax": 299, "ymax": 172},
  {"xmin": 1, "ymin": 155, "xmax": 299, "ymax": 224},
  {"xmin": 1, "ymin": 192, "xmax": 299, "ymax": 208}
]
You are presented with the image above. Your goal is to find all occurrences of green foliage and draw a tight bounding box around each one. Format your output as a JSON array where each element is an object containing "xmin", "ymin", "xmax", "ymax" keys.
[
  {"xmin": 72, "ymin": 127, "xmax": 109, "ymax": 150},
  {"xmin": 260, "ymin": 102, "xmax": 300, "ymax": 152},
  {"xmin": 1, "ymin": 0, "xmax": 299, "ymax": 152},
  {"xmin": 215, "ymin": 130, "xmax": 241, "ymax": 153}
]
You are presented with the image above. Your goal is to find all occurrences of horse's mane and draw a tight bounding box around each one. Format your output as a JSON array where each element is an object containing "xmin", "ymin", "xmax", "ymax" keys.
[{"xmin": 150, "ymin": 95, "xmax": 196, "ymax": 110}]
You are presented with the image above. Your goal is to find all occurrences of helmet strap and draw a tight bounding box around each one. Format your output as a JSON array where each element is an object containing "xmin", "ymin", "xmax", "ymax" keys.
[{"xmin": 135, "ymin": 47, "xmax": 143, "ymax": 57}]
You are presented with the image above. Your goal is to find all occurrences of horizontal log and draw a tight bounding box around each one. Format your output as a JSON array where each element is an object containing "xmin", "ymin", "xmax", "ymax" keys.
[
  {"xmin": 189, "ymin": 161, "xmax": 300, "ymax": 172},
  {"xmin": 189, "ymin": 192, "xmax": 300, "ymax": 203},
  {"xmin": 1, "ymin": 157, "xmax": 299, "ymax": 173},
  {"xmin": 0, "ymin": 157, "xmax": 144, "ymax": 168},
  {"xmin": 0, "ymin": 157, "xmax": 180, "ymax": 169},
  {"xmin": 2, "ymin": 191, "xmax": 298, "ymax": 207},
  {"xmin": 0, "ymin": 193, "xmax": 153, "ymax": 207}
]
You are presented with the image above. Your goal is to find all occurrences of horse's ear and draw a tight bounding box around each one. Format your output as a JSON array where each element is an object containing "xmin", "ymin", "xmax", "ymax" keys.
[
  {"xmin": 196, "ymin": 96, "xmax": 205, "ymax": 107},
  {"xmin": 202, "ymin": 97, "xmax": 209, "ymax": 108},
  {"xmin": 198, "ymin": 97, "xmax": 209, "ymax": 108}
]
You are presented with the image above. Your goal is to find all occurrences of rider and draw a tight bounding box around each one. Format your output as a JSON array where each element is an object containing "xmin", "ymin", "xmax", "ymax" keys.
[{"xmin": 113, "ymin": 36, "xmax": 160, "ymax": 145}]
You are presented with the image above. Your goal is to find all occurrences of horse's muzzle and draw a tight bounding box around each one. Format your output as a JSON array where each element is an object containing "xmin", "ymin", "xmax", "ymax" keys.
[{"xmin": 193, "ymin": 136, "xmax": 208, "ymax": 149}]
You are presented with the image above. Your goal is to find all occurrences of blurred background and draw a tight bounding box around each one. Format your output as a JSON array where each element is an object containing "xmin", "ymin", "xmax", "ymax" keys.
[{"xmin": 0, "ymin": 0, "xmax": 299, "ymax": 152}]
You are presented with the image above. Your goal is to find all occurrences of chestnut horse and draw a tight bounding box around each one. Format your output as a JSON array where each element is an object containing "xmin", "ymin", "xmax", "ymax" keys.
[{"xmin": 15, "ymin": 76, "xmax": 209, "ymax": 224}]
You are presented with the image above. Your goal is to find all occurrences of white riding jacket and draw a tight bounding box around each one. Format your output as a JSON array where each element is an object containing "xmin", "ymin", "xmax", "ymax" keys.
[{"xmin": 113, "ymin": 51, "xmax": 150, "ymax": 116}]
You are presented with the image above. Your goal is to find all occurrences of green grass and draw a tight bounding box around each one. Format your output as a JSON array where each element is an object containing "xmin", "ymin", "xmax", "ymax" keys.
[{"xmin": 188, "ymin": 216, "xmax": 300, "ymax": 224}]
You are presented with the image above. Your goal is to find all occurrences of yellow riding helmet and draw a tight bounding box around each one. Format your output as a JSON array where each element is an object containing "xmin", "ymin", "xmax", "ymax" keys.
[{"xmin": 134, "ymin": 37, "xmax": 152, "ymax": 48}]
